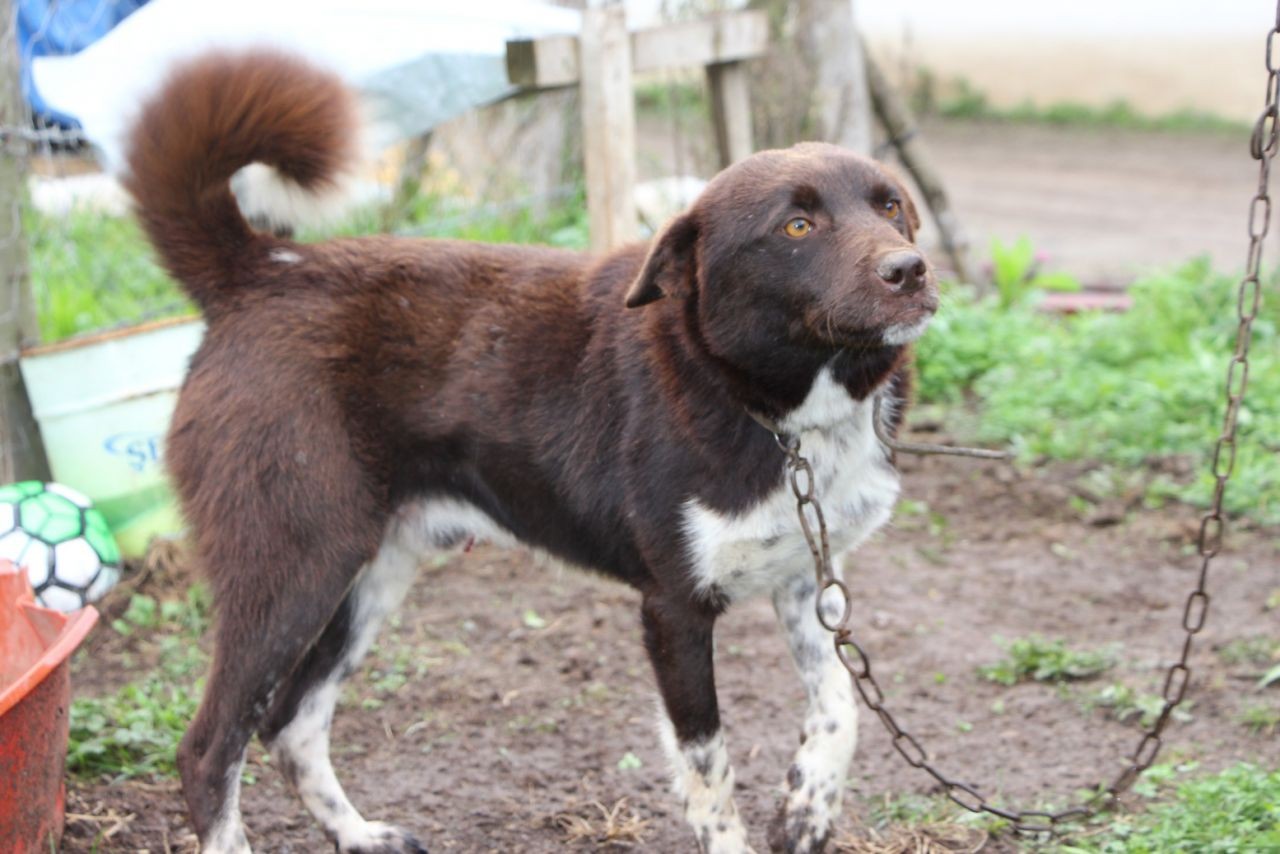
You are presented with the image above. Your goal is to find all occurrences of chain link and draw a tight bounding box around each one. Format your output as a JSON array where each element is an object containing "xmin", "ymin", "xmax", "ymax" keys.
[{"xmin": 755, "ymin": 7, "xmax": 1276, "ymax": 834}]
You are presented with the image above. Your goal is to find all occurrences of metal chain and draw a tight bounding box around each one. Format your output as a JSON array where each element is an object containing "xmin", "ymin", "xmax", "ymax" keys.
[{"xmin": 755, "ymin": 7, "xmax": 1277, "ymax": 835}]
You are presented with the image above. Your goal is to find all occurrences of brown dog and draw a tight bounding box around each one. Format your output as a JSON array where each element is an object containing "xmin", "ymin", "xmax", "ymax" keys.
[{"xmin": 124, "ymin": 50, "xmax": 937, "ymax": 854}]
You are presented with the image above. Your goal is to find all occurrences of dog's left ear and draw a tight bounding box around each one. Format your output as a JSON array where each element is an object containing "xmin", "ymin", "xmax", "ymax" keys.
[{"xmin": 624, "ymin": 214, "xmax": 698, "ymax": 308}]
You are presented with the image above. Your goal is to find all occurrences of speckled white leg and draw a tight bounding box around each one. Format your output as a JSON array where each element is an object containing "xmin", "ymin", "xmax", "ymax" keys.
[
  {"xmin": 268, "ymin": 532, "xmax": 426, "ymax": 853},
  {"xmin": 658, "ymin": 717, "xmax": 757, "ymax": 853},
  {"xmin": 770, "ymin": 574, "xmax": 858, "ymax": 853}
]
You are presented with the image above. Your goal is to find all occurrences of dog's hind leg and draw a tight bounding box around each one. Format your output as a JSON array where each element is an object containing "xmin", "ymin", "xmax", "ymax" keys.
[
  {"xmin": 258, "ymin": 526, "xmax": 425, "ymax": 853},
  {"xmin": 643, "ymin": 591, "xmax": 756, "ymax": 854},
  {"xmin": 171, "ymin": 399, "xmax": 393, "ymax": 853},
  {"xmin": 180, "ymin": 533, "xmax": 378, "ymax": 854},
  {"xmin": 767, "ymin": 573, "xmax": 859, "ymax": 854}
]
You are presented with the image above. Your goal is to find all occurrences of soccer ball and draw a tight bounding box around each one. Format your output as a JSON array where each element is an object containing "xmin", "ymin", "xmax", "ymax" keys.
[{"xmin": 0, "ymin": 481, "xmax": 122, "ymax": 612}]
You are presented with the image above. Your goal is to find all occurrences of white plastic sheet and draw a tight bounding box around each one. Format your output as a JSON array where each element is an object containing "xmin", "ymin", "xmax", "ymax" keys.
[{"xmin": 32, "ymin": 0, "xmax": 580, "ymax": 170}]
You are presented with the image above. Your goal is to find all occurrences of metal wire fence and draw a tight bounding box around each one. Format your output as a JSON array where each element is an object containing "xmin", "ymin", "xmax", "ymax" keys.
[{"xmin": 0, "ymin": 0, "xmax": 164, "ymax": 352}]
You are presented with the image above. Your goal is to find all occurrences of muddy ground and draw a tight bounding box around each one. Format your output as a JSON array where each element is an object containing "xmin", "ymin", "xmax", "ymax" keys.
[{"xmin": 62, "ymin": 446, "xmax": 1279, "ymax": 853}]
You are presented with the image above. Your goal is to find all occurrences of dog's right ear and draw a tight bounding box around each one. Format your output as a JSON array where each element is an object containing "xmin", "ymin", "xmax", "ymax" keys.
[{"xmin": 624, "ymin": 214, "xmax": 698, "ymax": 308}]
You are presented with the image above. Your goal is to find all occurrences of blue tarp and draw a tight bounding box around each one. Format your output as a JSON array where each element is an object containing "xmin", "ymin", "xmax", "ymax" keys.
[{"xmin": 19, "ymin": 0, "xmax": 149, "ymax": 127}]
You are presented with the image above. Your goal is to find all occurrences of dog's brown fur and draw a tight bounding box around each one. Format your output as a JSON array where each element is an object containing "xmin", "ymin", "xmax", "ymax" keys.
[{"xmin": 126, "ymin": 50, "xmax": 937, "ymax": 854}]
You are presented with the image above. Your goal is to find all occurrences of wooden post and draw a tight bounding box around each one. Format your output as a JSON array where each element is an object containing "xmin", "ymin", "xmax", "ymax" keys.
[
  {"xmin": 507, "ymin": 10, "xmax": 767, "ymax": 244},
  {"xmin": 798, "ymin": 0, "xmax": 874, "ymax": 154},
  {"xmin": 706, "ymin": 61, "xmax": 753, "ymax": 168},
  {"xmin": 578, "ymin": 1, "xmax": 638, "ymax": 253},
  {"xmin": 0, "ymin": 0, "xmax": 49, "ymax": 482}
]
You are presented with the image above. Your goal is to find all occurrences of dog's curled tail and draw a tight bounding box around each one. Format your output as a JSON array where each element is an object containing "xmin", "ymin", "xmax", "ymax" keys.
[{"xmin": 123, "ymin": 50, "xmax": 358, "ymax": 311}]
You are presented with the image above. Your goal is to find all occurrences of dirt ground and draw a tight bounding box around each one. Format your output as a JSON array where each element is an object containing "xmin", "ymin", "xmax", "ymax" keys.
[
  {"xmin": 916, "ymin": 120, "xmax": 1261, "ymax": 285},
  {"xmin": 62, "ymin": 446, "xmax": 1280, "ymax": 853}
]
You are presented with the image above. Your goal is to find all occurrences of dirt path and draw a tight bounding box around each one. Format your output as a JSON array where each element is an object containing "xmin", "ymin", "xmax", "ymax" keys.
[
  {"xmin": 64, "ymin": 451, "xmax": 1280, "ymax": 852},
  {"xmin": 916, "ymin": 120, "xmax": 1260, "ymax": 284}
]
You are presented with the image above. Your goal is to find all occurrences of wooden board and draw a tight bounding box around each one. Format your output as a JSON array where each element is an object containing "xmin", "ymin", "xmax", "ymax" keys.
[{"xmin": 507, "ymin": 10, "xmax": 768, "ymax": 90}]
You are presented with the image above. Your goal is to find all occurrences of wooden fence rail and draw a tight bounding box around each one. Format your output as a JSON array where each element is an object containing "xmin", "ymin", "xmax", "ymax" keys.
[{"xmin": 507, "ymin": 8, "xmax": 768, "ymax": 252}]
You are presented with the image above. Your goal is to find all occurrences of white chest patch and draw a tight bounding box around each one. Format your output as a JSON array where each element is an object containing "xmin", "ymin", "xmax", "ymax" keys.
[{"xmin": 682, "ymin": 369, "xmax": 900, "ymax": 602}]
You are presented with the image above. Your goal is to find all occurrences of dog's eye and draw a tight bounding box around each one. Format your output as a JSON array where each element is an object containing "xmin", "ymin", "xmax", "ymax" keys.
[
  {"xmin": 783, "ymin": 217, "xmax": 813, "ymax": 238},
  {"xmin": 880, "ymin": 200, "xmax": 901, "ymax": 219}
]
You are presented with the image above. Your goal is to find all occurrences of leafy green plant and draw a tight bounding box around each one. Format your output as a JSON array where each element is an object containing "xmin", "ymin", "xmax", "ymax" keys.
[
  {"xmin": 978, "ymin": 635, "xmax": 1116, "ymax": 685},
  {"xmin": 1059, "ymin": 764, "xmax": 1280, "ymax": 852},
  {"xmin": 1088, "ymin": 683, "xmax": 1192, "ymax": 728},
  {"xmin": 916, "ymin": 259, "xmax": 1280, "ymax": 523},
  {"xmin": 110, "ymin": 593, "xmax": 159, "ymax": 635},
  {"xmin": 68, "ymin": 585, "xmax": 212, "ymax": 779},
  {"xmin": 1241, "ymin": 704, "xmax": 1279, "ymax": 736},
  {"xmin": 67, "ymin": 675, "xmax": 201, "ymax": 779},
  {"xmin": 1220, "ymin": 636, "xmax": 1280, "ymax": 670},
  {"xmin": 988, "ymin": 236, "xmax": 1081, "ymax": 308}
]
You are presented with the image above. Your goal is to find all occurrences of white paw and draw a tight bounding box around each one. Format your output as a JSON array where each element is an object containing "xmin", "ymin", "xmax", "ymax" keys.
[{"xmin": 337, "ymin": 820, "xmax": 428, "ymax": 853}]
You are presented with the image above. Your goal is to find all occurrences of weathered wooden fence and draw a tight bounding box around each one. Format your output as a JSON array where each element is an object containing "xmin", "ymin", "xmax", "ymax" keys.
[{"xmin": 507, "ymin": 7, "xmax": 768, "ymax": 252}]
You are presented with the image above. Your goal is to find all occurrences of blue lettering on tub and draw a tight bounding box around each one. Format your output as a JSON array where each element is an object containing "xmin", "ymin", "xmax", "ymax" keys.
[{"xmin": 103, "ymin": 433, "xmax": 164, "ymax": 472}]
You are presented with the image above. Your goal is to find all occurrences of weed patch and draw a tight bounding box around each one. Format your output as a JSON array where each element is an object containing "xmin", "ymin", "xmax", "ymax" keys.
[
  {"xmin": 978, "ymin": 635, "xmax": 1116, "ymax": 685},
  {"xmin": 67, "ymin": 588, "xmax": 210, "ymax": 779},
  {"xmin": 1240, "ymin": 704, "xmax": 1279, "ymax": 736},
  {"xmin": 1060, "ymin": 764, "xmax": 1280, "ymax": 852},
  {"xmin": 1086, "ymin": 683, "xmax": 1192, "ymax": 728},
  {"xmin": 916, "ymin": 259, "xmax": 1280, "ymax": 523}
]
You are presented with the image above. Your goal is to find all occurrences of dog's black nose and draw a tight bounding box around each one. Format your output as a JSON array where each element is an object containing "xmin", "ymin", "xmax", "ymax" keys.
[{"xmin": 876, "ymin": 251, "xmax": 928, "ymax": 292}]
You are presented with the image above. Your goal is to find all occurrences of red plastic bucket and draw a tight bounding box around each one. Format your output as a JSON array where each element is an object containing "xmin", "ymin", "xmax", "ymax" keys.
[{"xmin": 0, "ymin": 559, "xmax": 99, "ymax": 853}]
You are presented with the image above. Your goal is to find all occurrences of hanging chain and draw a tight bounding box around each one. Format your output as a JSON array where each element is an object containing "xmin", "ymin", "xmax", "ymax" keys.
[{"xmin": 751, "ymin": 6, "xmax": 1276, "ymax": 835}]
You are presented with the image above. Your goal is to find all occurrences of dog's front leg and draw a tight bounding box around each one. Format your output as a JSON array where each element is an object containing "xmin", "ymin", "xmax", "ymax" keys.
[
  {"xmin": 642, "ymin": 591, "xmax": 755, "ymax": 854},
  {"xmin": 767, "ymin": 573, "xmax": 859, "ymax": 854}
]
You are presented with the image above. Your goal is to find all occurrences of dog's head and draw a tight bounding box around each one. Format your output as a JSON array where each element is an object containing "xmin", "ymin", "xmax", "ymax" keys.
[{"xmin": 626, "ymin": 143, "xmax": 938, "ymax": 360}]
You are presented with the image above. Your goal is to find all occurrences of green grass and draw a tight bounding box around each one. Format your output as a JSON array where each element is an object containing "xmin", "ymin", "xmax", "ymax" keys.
[
  {"xmin": 1086, "ymin": 682, "xmax": 1192, "ymax": 729},
  {"xmin": 28, "ymin": 209, "xmax": 191, "ymax": 342},
  {"xmin": 915, "ymin": 72, "xmax": 1246, "ymax": 134},
  {"xmin": 1059, "ymin": 764, "xmax": 1280, "ymax": 852},
  {"xmin": 978, "ymin": 635, "xmax": 1116, "ymax": 686},
  {"xmin": 916, "ymin": 258, "xmax": 1280, "ymax": 523},
  {"xmin": 313, "ymin": 187, "xmax": 590, "ymax": 250},
  {"xmin": 67, "ymin": 672, "xmax": 201, "ymax": 779},
  {"xmin": 634, "ymin": 78, "xmax": 706, "ymax": 120},
  {"xmin": 67, "ymin": 587, "xmax": 211, "ymax": 780},
  {"xmin": 28, "ymin": 189, "xmax": 589, "ymax": 345},
  {"xmin": 1219, "ymin": 635, "xmax": 1280, "ymax": 669},
  {"xmin": 860, "ymin": 764, "xmax": 1280, "ymax": 852},
  {"xmin": 1240, "ymin": 704, "xmax": 1279, "ymax": 736}
]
